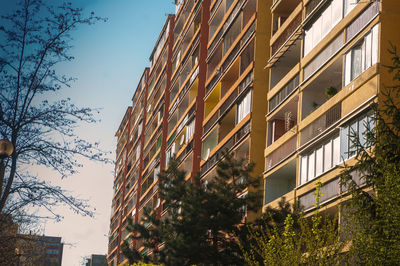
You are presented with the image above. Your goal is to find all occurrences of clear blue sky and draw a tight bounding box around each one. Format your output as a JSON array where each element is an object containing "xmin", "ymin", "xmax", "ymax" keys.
[{"xmin": 0, "ymin": 0, "xmax": 175, "ymax": 265}]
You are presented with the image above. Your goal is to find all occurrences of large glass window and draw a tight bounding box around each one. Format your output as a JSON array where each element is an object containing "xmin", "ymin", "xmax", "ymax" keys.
[
  {"xmin": 300, "ymin": 135, "xmax": 340, "ymax": 185},
  {"xmin": 304, "ymin": 0, "xmax": 343, "ymax": 56},
  {"xmin": 315, "ymin": 146, "xmax": 324, "ymax": 176},
  {"xmin": 308, "ymin": 152, "xmax": 315, "ymax": 181},
  {"xmin": 301, "ymin": 156, "xmax": 308, "ymax": 185},
  {"xmin": 324, "ymin": 142, "xmax": 332, "ymax": 171},
  {"xmin": 339, "ymin": 111, "xmax": 374, "ymax": 161},
  {"xmin": 237, "ymin": 91, "xmax": 252, "ymax": 124},
  {"xmin": 344, "ymin": 0, "xmax": 360, "ymax": 15},
  {"xmin": 344, "ymin": 24, "xmax": 379, "ymax": 85},
  {"xmin": 186, "ymin": 119, "xmax": 195, "ymax": 142},
  {"xmin": 333, "ymin": 136, "xmax": 340, "ymax": 166}
]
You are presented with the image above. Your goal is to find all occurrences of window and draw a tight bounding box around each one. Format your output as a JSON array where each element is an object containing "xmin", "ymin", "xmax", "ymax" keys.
[
  {"xmin": 166, "ymin": 143, "xmax": 175, "ymax": 165},
  {"xmin": 237, "ymin": 91, "xmax": 252, "ymax": 124},
  {"xmin": 324, "ymin": 142, "xmax": 332, "ymax": 171},
  {"xmin": 154, "ymin": 164, "xmax": 160, "ymax": 179},
  {"xmin": 304, "ymin": 0, "xmax": 343, "ymax": 56},
  {"xmin": 344, "ymin": 0, "xmax": 359, "ymax": 15},
  {"xmin": 300, "ymin": 135, "xmax": 340, "ymax": 185},
  {"xmin": 308, "ymin": 152, "xmax": 315, "ymax": 180},
  {"xmin": 340, "ymin": 111, "xmax": 374, "ymax": 161},
  {"xmin": 186, "ymin": 119, "xmax": 195, "ymax": 142},
  {"xmin": 136, "ymin": 145, "xmax": 141, "ymax": 160},
  {"xmin": 315, "ymin": 146, "xmax": 324, "ymax": 176},
  {"xmin": 344, "ymin": 24, "xmax": 379, "ymax": 85},
  {"xmin": 137, "ymin": 121, "xmax": 143, "ymax": 135},
  {"xmin": 301, "ymin": 156, "xmax": 308, "ymax": 185}
]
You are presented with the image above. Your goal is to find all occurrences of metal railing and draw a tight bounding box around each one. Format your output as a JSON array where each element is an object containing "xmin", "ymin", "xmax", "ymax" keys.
[
  {"xmin": 300, "ymin": 102, "xmax": 342, "ymax": 145},
  {"xmin": 265, "ymin": 136, "xmax": 297, "ymax": 171}
]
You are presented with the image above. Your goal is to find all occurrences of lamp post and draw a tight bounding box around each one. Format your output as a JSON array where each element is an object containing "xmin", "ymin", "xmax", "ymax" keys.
[
  {"xmin": 0, "ymin": 139, "xmax": 14, "ymax": 197},
  {"xmin": 15, "ymin": 247, "xmax": 23, "ymax": 266}
]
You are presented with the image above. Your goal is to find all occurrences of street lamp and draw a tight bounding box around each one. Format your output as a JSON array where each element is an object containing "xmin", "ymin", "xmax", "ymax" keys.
[
  {"xmin": 0, "ymin": 140, "xmax": 14, "ymax": 160},
  {"xmin": 15, "ymin": 247, "xmax": 23, "ymax": 266},
  {"xmin": 0, "ymin": 139, "xmax": 14, "ymax": 195}
]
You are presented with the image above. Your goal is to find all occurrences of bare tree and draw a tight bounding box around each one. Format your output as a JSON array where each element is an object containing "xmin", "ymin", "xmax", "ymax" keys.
[{"xmin": 0, "ymin": 0, "xmax": 108, "ymax": 226}]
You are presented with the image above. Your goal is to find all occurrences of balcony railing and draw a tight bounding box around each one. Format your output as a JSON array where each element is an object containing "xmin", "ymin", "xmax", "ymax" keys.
[
  {"xmin": 176, "ymin": 140, "xmax": 193, "ymax": 165},
  {"xmin": 346, "ymin": 1, "xmax": 380, "ymax": 42},
  {"xmin": 204, "ymin": 70, "xmax": 253, "ymax": 135},
  {"xmin": 299, "ymin": 178, "xmax": 339, "ymax": 210},
  {"xmin": 201, "ymin": 121, "xmax": 250, "ymax": 176},
  {"xmin": 169, "ymin": 67, "xmax": 198, "ymax": 117},
  {"xmin": 300, "ymin": 102, "xmax": 342, "ymax": 146},
  {"xmin": 305, "ymin": 0, "xmax": 324, "ymax": 18},
  {"xmin": 265, "ymin": 135, "xmax": 297, "ymax": 171},
  {"xmin": 269, "ymin": 73, "xmax": 299, "ymax": 113},
  {"xmin": 271, "ymin": 13, "xmax": 302, "ymax": 56},
  {"xmin": 206, "ymin": 21, "xmax": 255, "ymax": 96}
]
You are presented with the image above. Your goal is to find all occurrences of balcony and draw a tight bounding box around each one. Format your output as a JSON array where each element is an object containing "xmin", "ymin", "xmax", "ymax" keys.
[
  {"xmin": 209, "ymin": 0, "xmax": 235, "ymax": 42},
  {"xmin": 268, "ymin": 73, "xmax": 299, "ymax": 113},
  {"xmin": 173, "ymin": 1, "xmax": 201, "ymax": 73},
  {"xmin": 174, "ymin": 0, "xmax": 197, "ymax": 47},
  {"xmin": 264, "ymin": 158, "xmax": 296, "ymax": 204},
  {"xmin": 169, "ymin": 76, "xmax": 198, "ymax": 124},
  {"xmin": 298, "ymin": 177, "xmax": 340, "ymax": 211},
  {"xmin": 207, "ymin": 0, "xmax": 256, "ymax": 90},
  {"xmin": 144, "ymin": 106, "xmax": 163, "ymax": 148},
  {"xmin": 269, "ymin": 38, "xmax": 301, "ymax": 90},
  {"xmin": 116, "ymin": 126, "xmax": 128, "ymax": 158},
  {"xmin": 271, "ymin": 3, "xmax": 302, "ymax": 56},
  {"xmin": 148, "ymin": 49, "xmax": 168, "ymax": 96},
  {"xmin": 143, "ymin": 131, "xmax": 162, "ymax": 170},
  {"xmin": 126, "ymin": 147, "xmax": 139, "ymax": 173},
  {"xmin": 147, "ymin": 75, "xmax": 166, "ymax": 119},
  {"xmin": 170, "ymin": 117, "xmax": 195, "ymax": 163},
  {"xmin": 204, "ymin": 69, "xmax": 253, "ymax": 134},
  {"xmin": 265, "ymin": 135, "xmax": 296, "ymax": 172},
  {"xmin": 301, "ymin": 56, "xmax": 343, "ymax": 120},
  {"xmin": 172, "ymin": 30, "xmax": 200, "ymax": 83},
  {"xmin": 201, "ymin": 120, "xmax": 250, "ymax": 176},
  {"xmin": 205, "ymin": 38, "xmax": 254, "ymax": 120},
  {"xmin": 267, "ymin": 95, "xmax": 298, "ymax": 146},
  {"xmin": 170, "ymin": 45, "xmax": 199, "ymax": 110},
  {"xmin": 300, "ymin": 102, "xmax": 342, "ymax": 146},
  {"xmin": 177, "ymin": 152, "xmax": 193, "ymax": 177},
  {"xmin": 303, "ymin": 32, "xmax": 344, "ymax": 82}
]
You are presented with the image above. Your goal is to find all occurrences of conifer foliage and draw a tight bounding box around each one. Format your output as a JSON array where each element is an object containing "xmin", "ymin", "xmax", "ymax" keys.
[
  {"xmin": 340, "ymin": 45, "xmax": 400, "ymax": 265},
  {"xmin": 122, "ymin": 152, "xmax": 261, "ymax": 265}
]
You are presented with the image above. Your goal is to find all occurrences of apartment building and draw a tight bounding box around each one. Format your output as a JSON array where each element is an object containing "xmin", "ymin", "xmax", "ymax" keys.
[
  {"xmin": 263, "ymin": 0, "xmax": 400, "ymax": 221},
  {"xmin": 18, "ymin": 235, "xmax": 63, "ymax": 265},
  {"xmin": 107, "ymin": 0, "xmax": 271, "ymax": 264}
]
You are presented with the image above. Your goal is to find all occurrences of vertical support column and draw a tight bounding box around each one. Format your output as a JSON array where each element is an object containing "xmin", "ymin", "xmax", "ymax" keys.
[
  {"xmin": 247, "ymin": 0, "xmax": 271, "ymax": 222},
  {"xmin": 116, "ymin": 108, "xmax": 132, "ymax": 264},
  {"xmin": 133, "ymin": 69, "xmax": 149, "ymax": 244},
  {"xmin": 160, "ymin": 15, "xmax": 175, "ymax": 171},
  {"xmin": 159, "ymin": 15, "xmax": 175, "ymax": 217},
  {"xmin": 191, "ymin": 0, "xmax": 211, "ymax": 179}
]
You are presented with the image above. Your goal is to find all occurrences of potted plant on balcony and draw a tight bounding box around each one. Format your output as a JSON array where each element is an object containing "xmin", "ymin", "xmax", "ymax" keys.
[{"xmin": 325, "ymin": 86, "xmax": 338, "ymax": 99}]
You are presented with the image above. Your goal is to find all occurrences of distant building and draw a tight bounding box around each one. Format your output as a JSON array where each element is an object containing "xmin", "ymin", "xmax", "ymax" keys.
[
  {"xmin": 85, "ymin": 254, "xmax": 107, "ymax": 266},
  {"xmin": 18, "ymin": 235, "xmax": 63, "ymax": 266}
]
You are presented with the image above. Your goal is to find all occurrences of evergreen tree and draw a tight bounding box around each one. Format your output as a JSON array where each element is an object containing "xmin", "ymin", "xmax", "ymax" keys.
[
  {"xmin": 340, "ymin": 45, "xmax": 400, "ymax": 265},
  {"xmin": 122, "ymin": 152, "xmax": 261, "ymax": 265}
]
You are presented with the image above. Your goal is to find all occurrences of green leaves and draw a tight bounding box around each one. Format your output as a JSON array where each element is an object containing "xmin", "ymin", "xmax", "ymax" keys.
[{"xmin": 339, "ymin": 46, "xmax": 400, "ymax": 265}]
